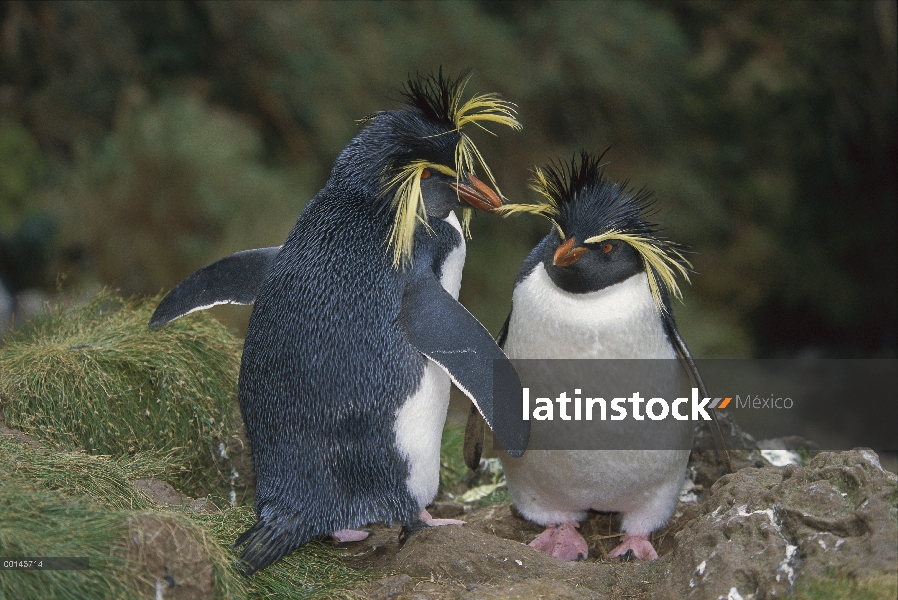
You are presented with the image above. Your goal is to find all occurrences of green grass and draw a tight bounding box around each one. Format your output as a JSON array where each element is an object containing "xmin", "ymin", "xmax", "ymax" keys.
[
  {"xmin": 0, "ymin": 477, "xmax": 138, "ymax": 599},
  {"xmin": 0, "ymin": 435, "xmax": 177, "ymax": 510},
  {"xmin": 439, "ymin": 421, "xmax": 510, "ymax": 507},
  {"xmin": 0, "ymin": 290, "xmax": 242, "ymax": 494},
  {"xmin": 0, "ymin": 429, "xmax": 373, "ymax": 599}
]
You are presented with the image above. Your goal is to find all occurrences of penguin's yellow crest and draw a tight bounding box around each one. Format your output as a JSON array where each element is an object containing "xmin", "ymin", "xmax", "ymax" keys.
[
  {"xmin": 583, "ymin": 230, "xmax": 692, "ymax": 312},
  {"xmin": 504, "ymin": 157, "xmax": 691, "ymax": 315},
  {"xmin": 385, "ymin": 73, "xmax": 521, "ymax": 268}
]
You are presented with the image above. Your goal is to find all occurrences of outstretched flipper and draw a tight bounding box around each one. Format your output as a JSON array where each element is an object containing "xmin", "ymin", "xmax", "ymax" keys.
[
  {"xmin": 664, "ymin": 313, "xmax": 733, "ymax": 473},
  {"xmin": 149, "ymin": 246, "xmax": 281, "ymax": 329},
  {"xmin": 398, "ymin": 276, "xmax": 529, "ymax": 457}
]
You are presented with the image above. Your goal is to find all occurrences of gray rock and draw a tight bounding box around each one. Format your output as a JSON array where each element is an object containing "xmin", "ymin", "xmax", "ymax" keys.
[{"xmin": 657, "ymin": 449, "xmax": 898, "ymax": 599}]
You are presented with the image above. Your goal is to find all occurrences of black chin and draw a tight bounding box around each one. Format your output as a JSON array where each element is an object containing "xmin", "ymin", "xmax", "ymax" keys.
[{"xmin": 421, "ymin": 177, "xmax": 462, "ymax": 220}]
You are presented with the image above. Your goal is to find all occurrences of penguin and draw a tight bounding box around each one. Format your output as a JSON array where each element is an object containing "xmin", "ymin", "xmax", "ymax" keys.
[
  {"xmin": 151, "ymin": 71, "xmax": 529, "ymax": 575},
  {"xmin": 465, "ymin": 151, "xmax": 709, "ymax": 562}
]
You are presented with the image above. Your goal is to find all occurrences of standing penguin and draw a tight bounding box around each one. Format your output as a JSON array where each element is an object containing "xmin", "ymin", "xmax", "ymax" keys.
[
  {"xmin": 204, "ymin": 72, "xmax": 530, "ymax": 575},
  {"xmin": 466, "ymin": 152, "xmax": 706, "ymax": 562}
]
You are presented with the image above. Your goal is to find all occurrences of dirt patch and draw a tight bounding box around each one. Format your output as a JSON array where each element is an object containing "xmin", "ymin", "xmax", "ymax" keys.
[
  {"xmin": 347, "ymin": 446, "xmax": 897, "ymax": 600},
  {"xmin": 131, "ymin": 478, "xmax": 218, "ymax": 513},
  {"xmin": 123, "ymin": 514, "xmax": 217, "ymax": 600}
]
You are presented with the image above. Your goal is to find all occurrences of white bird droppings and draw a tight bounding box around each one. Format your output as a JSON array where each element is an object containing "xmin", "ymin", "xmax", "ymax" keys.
[
  {"xmin": 761, "ymin": 449, "xmax": 801, "ymax": 467},
  {"xmin": 719, "ymin": 586, "xmax": 744, "ymax": 600}
]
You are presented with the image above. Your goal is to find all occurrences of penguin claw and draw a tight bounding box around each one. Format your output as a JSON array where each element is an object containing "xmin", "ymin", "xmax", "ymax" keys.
[
  {"xmin": 617, "ymin": 549, "xmax": 636, "ymax": 562},
  {"xmin": 528, "ymin": 522, "xmax": 588, "ymax": 562},
  {"xmin": 606, "ymin": 534, "xmax": 659, "ymax": 561},
  {"xmin": 398, "ymin": 509, "xmax": 466, "ymax": 544},
  {"xmin": 418, "ymin": 508, "xmax": 465, "ymax": 527}
]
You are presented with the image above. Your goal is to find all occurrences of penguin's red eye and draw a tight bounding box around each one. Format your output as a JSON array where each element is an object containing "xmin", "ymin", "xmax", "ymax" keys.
[
  {"xmin": 420, "ymin": 168, "xmax": 431, "ymax": 179},
  {"xmin": 602, "ymin": 243, "xmax": 613, "ymax": 253}
]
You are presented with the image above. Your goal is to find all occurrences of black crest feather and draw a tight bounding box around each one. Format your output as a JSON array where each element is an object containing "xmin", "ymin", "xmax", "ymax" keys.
[
  {"xmin": 506, "ymin": 150, "xmax": 692, "ymax": 310},
  {"xmin": 400, "ymin": 68, "xmax": 471, "ymax": 126}
]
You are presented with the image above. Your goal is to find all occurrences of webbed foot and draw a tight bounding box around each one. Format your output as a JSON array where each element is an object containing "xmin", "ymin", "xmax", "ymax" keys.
[
  {"xmin": 607, "ymin": 534, "xmax": 658, "ymax": 561},
  {"xmin": 528, "ymin": 522, "xmax": 588, "ymax": 561},
  {"xmin": 418, "ymin": 508, "xmax": 465, "ymax": 527}
]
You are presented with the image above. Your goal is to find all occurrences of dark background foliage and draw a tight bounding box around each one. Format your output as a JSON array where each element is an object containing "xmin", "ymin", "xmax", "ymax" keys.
[{"xmin": 0, "ymin": 0, "xmax": 895, "ymax": 358}]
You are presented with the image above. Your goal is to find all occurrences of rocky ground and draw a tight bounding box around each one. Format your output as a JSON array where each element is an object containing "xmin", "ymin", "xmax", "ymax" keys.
[{"xmin": 346, "ymin": 416, "xmax": 898, "ymax": 600}]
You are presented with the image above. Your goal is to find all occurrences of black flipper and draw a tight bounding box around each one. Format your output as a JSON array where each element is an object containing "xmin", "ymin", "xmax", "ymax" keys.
[
  {"xmin": 149, "ymin": 246, "xmax": 281, "ymax": 329},
  {"xmin": 399, "ymin": 277, "xmax": 529, "ymax": 457},
  {"xmin": 463, "ymin": 310, "xmax": 510, "ymax": 470},
  {"xmin": 664, "ymin": 313, "xmax": 734, "ymax": 473}
]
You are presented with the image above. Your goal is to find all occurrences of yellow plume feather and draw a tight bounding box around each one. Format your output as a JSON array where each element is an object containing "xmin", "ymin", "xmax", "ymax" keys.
[
  {"xmin": 499, "ymin": 167, "xmax": 564, "ymax": 237},
  {"xmin": 584, "ymin": 230, "xmax": 692, "ymax": 313},
  {"xmin": 386, "ymin": 161, "xmax": 456, "ymax": 267},
  {"xmin": 386, "ymin": 76, "xmax": 521, "ymax": 268}
]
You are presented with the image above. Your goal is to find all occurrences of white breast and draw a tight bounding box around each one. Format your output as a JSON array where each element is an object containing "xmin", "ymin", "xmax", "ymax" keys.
[
  {"xmin": 505, "ymin": 264, "xmax": 676, "ymax": 360},
  {"xmin": 393, "ymin": 211, "xmax": 465, "ymax": 509},
  {"xmin": 438, "ymin": 211, "xmax": 466, "ymax": 298},
  {"xmin": 501, "ymin": 263, "xmax": 689, "ymax": 533}
]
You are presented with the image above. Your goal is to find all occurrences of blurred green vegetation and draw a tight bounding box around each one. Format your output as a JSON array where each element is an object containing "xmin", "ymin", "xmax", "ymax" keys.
[{"xmin": 0, "ymin": 0, "xmax": 894, "ymax": 358}]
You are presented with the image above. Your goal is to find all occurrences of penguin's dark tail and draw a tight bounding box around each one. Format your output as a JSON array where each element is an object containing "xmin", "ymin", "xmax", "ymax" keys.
[{"xmin": 233, "ymin": 519, "xmax": 301, "ymax": 576}]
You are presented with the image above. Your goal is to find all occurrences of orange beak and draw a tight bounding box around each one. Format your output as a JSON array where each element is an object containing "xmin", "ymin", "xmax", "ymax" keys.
[
  {"xmin": 450, "ymin": 174, "xmax": 502, "ymax": 213},
  {"xmin": 553, "ymin": 237, "xmax": 588, "ymax": 267}
]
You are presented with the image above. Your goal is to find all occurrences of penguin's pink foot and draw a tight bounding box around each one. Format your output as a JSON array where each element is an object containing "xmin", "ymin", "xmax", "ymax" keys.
[
  {"xmin": 330, "ymin": 529, "xmax": 369, "ymax": 543},
  {"xmin": 528, "ymin": 522, "xmax": 588, "ymax": 561},
  {"xmin": 419, "ymin": 508, "xmax": 465, "ymax": 527},
  {"xmin": 607, "ymin": 534, "xmax": 658, "ymax": 560}
]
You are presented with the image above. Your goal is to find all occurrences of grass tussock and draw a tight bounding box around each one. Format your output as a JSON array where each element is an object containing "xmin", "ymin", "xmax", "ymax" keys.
[
  {"xmin": 0, "ymin": 473, "xmax": 141, "ymax": 599},
  {"xmin": 0, "ymin": 290, "xmax": 242, "ymax": 492},
  {"xmin": 1, "ymin": 425, "xmax": 374, "ymax": 598}
]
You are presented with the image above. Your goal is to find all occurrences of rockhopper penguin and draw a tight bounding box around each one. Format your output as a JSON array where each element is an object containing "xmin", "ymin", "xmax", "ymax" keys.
[
  {"xmin": 150, "ymin": 72, "xmax": 529, "ymax": 574},
  {"xmin": 466, "ymin": 152, "xmax": 703, "ymax": 562}
]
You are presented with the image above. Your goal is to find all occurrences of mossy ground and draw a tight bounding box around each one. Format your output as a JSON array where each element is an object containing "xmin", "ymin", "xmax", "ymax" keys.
[{"xmin": 793, "ymin": 571, "xmax": 898, "ymax": 600}]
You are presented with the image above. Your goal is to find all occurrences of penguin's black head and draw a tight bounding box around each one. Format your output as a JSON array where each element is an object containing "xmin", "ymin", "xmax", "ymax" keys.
[
  {"xmin": 333, "ymin": 69, "xmax": 521, "ymax": 267},
  {"xmin": 506, "ymin": 151, "xmax": 691, "ymax": 311}
]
